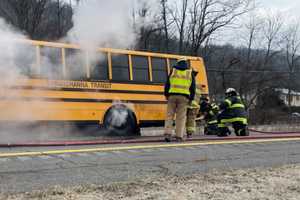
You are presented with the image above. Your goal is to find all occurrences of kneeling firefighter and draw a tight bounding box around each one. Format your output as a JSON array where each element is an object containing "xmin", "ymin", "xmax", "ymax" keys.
[
  {"xmin": 199, "ymin": 97, "xmax": 219, "ymax": 135},
  {"xmin": 217, "ymin": 88, "xmax": 249, "ymax": 137}
]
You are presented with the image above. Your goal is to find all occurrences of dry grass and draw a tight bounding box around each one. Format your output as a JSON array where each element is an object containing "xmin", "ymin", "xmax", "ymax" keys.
[{"xmin": 1, "ymin": 165, "xmax": 300, "ymax": 200}]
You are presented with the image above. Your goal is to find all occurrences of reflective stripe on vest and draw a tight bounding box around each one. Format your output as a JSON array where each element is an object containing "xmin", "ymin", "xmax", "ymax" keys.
[
  {"xmin": 230, "ymin": 104, "xmax": 245, "ymax": 109},
  {"xmin": 226, "ymin": 97, "xmax": 245, "ymax": 109},
  {"xmin": 220, "ymin": 117, "xmax": 248, "ymax": 125},
  {"xmin": 207, "ymin": 120, "xmax": 218, "ymax": 125},
  {"xmin": 169, "ymin": 69, "xmax": 192, "ymax": 95},
  {"xmin": 187, "ymin": 126, "xmax": 196, "ymax": 132},
  {"xmin": 218, "ymin": 123, "xmax": 227, "ymax": 128},
  {"xmin": 230, "ymin": 97, "xmax": 245, "ymax": 109},
  {"xmin": 225, "ymin": 99, "xmax": 232, "ymax": 107}
]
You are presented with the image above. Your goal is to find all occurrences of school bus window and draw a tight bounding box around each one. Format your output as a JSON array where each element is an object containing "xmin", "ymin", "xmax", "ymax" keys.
[
  {"xmin": 65, "ymin": 48, "xmax": 86, "ymax": 80},
  {"xmin": 169, "ymin": 58, "xmax": 177, "ymax": 68},
  {"xmin": 40, "ymin": 46, "xmax": 62, "ymax": 79},
  {"xmin": 91, "ymin": 52, "xmax": 109, "ymax": 81},
  {"xmin": 13, "ymin": 44, "xmax": 35, "ymax": 77},
  {"xmin": 132, "ymin": 55, "xmax": 149, "ymax": 82},
  {"xmin": 152, "ymin": 57, "xmax": 168, "ymax": 83},
  {"xmin": 111, "ymin": 53, "xmax": 130, "ymax": 81}
]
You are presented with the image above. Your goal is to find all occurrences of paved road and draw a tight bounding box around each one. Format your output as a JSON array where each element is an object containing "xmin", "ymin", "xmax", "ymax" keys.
[{"xmin": 1, "ymin": 139, "xmax": 300, "ymax": 193}]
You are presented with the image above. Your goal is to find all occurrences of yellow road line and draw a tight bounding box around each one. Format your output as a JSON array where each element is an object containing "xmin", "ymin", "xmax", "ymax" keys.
[{"xmin": 1, "ymin": 137, "xmax": 300, "ymax": 158}]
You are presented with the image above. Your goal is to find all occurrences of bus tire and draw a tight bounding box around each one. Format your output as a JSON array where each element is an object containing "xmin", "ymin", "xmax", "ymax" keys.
[{"xmin": 103, "ymin": 104, "xmax": 140, "ymax": 137}]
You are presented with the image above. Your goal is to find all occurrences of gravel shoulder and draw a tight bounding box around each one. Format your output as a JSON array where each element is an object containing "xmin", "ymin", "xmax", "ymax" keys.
[{"xmin": 1, "ymin": 164, "xmax": 300, "ymax": 200}]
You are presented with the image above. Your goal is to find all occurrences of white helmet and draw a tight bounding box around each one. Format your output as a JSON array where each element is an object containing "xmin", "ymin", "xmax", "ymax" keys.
[
  {"xmin": 226, "ymin": 88, "xmax": 236, "ymax": 94},
  {"xmin": 225, "ymin": 88, "xmax": 237, "ymax": 96}
]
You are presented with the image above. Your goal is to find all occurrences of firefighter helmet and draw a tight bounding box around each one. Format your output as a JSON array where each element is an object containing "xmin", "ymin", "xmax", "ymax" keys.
[
  {"xmin": 176, "ymin": 58, "xmax": 188, "ymax": 69},
  {"xmin": 225, "ymin": 88, "xmax": 237, "ymax": 97}
]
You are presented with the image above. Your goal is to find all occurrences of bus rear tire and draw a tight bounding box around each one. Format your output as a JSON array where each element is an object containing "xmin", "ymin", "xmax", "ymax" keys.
[{"xmin": 103, "ymin": 104, "xmax": 140, "ymax": 137}]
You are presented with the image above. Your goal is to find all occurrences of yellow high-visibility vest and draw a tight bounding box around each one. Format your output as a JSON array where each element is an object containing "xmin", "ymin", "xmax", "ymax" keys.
[{"xmin": 169, "ymin": 68, "xmax": 192, "ymax": 95}]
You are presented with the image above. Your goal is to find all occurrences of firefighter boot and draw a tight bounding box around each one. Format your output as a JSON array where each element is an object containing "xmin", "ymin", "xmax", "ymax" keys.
[
  {"xmin": 186, "ymin": 132, "xmax": 193, "ymax": 138},
  {"xmin": 233, "ymin": 122, "xmax": 249, "ymax": 136},
  {"xmin": 217, "ymin": 127, "xmax": 231, "ymax": 137},
  {"xmin": 205, "ymin": 124, "xmax": 219, "ymax": 135},
  {"xmin": 237, "ymin": 126, "xmax": 249, "ymax": 136},
  {"xmin": 164, "ymin": 134, "xmax": 172, "ymax": 142}
]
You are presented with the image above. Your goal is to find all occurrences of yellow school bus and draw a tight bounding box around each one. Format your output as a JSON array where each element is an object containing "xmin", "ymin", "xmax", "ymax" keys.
[{"xmin": 0, "ymin": 39, "xmax": 208, "ymax": 136}]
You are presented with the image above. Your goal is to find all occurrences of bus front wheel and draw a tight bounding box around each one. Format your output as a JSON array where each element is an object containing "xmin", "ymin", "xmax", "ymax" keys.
[{"xmin": 103, "ymin": 104, "xmax": 140, "ymax": 137}]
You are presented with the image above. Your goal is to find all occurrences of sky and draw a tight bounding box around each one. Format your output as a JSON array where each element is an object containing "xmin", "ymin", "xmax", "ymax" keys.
[
  {"xmin": 69, "ymin": 0, "xmax": 300, "ymax": 19},
  {"xmin": 261, "ymin": 0, "xmax": 300, "ymax": 19}
]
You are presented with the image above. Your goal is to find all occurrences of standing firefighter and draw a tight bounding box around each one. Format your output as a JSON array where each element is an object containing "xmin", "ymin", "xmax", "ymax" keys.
[
  {"xmin": 217, "ymin": 88, "xmax": 249, "ymax": 137},
  {"xmin": 186, "ymin": 73, "xmax": 202, "ymax": 138},
  {"xmin": 164, "ymin": 58, "xmax": 196, "ymax": 142}
]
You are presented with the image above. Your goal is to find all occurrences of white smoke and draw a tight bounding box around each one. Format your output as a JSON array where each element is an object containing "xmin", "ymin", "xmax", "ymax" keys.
[
  {"xmin": 0, "ymin": 18, "xmax": 28, "ymax": 86},
  {"xmin": 0, "ymin": 19, "xmax": 75, "ymax": 142},
  {"xmin": 108, "ymin": 108, "xmax": 129, "ymax": 128},
  {"xmin": 63, "ymin": 0, "xmax": 144, "ymax": 79},
  {"xmin": 67, "ymin": 0, "xmax": 136, "ymax": 50},
  {"xmin": 110, "ymin": 100, "xmax": 135, "ymax": 128},
  {"xmin": 0, "ymin": 0, "xmax": 162, "ymax": 141}
]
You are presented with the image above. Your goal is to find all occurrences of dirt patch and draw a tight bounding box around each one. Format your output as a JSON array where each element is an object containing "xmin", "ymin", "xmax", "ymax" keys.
[{"xmin": 1, "ymin": 165, "xmax": 300, "ymax": 200}]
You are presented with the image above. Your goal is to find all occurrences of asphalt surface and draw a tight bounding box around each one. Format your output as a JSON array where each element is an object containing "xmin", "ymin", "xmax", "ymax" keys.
[{"xmin": 0, "ymin": 139, "xmax": 300, "ymax": 194}]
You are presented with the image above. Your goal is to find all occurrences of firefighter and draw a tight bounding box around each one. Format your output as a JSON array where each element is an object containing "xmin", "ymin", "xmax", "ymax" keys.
[
  {"xmin": 217, "ymin": 88, "xmax": 249, "ymax": 137},
  {"xmin": 186, "ymin": 71, "xmax": 202, "ymax": 138},
  {"xmin": 164, "ymin": 58, "xmax": 196, "ymax": 142},
  {"xmin": 199, "ymin": 98, "xmax": 219, "ymax": 135}
]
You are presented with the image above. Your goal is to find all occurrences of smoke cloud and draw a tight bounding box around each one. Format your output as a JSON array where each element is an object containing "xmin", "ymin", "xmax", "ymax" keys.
[
  {"xmin": 0, "ymin": 18, "xmax": 28, "ymax": 86},
  {"xmin": 67, "ymin": 0, "xmax": 136, "ymax": 50},
  {"xmin": 0, "ymin": 0, "xmax": 161, "ymax": 141}
]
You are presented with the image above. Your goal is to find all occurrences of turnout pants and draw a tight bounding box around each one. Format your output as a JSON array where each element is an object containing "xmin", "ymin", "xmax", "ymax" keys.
[
  {"xmin": 186, "ymin": 108, "xmax": 199, "ymax": 135},
  {"xmin": 204, "ymin": 120, "xmax": 219, "ymax": 135},
  {"xmin": 164, "ymin": 95, "xmax": 189, "ymax": 138},
  {"xmin": 217, "ymin": 110, "xmax": 248, "ymax": 136}
]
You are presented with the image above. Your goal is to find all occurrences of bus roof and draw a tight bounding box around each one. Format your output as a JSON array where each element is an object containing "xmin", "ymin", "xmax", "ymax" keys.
[{"xmin": 17, "ymin": 39, "xmax": 203, "ymax": 61}]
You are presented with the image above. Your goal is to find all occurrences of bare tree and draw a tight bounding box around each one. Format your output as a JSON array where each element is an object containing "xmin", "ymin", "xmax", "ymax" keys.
[
  {"xmin": 187, "ymin": 0, "xmax": 254, "ymax": 55},
  {"xmin": 283, "ymin": 21, "xmax": 300, "ymax": 107},
  {"xmin": 245, "ymin": 11, "xmax": 285, "ymax": 109},
  {"xmin": 238, "ymin": 12, "xmax": 286, "ymax": 109},
  {"xmin": 263, "ymin": 11, "xmax": 284, "ymax": 66},
  {"xmin": 0, "ymin": 0, "xmax": 48, "ymax": 38},
  {"xmin": 56, "ymin": 0, "xmax": 62, "ymax": 38},
  {"xmin": 161, "ymin": 0, "xmax": 170, "ymax": 52},
  {"xmin": 237, "ymin": 12, "xmax": 263, "ymax": 101},
  {"xmin": 0, "ymin": 0, "xmax": 73, "ymax": 40},
  {"xmin": 209, "ymin": 11, "xmax": 285, "ymax": 110},
  {"xmin": 40, "ymin": 0, "xmax": 73, "ymax": 40},
  {"xmin": 170, "ymin": 0, "xmax": 189, "ymax": 53},
  {"xmin": 135, "ymin": 1, "xmax": 162, "ymax": 50}
]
